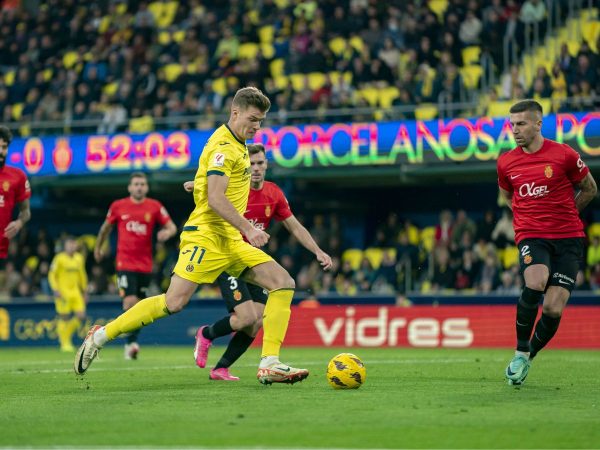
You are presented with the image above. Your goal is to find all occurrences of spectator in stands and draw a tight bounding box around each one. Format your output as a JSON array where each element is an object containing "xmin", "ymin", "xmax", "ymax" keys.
[
  {"xmin": 431, "ymin": 246, "xmax": 455, "ymax": 291},
  {"xmin": 492, "ymin": 208, "xmax": 515, "ymax": 248},
  {"xmin": 435, "ymin": 209, "xmax": 454, "ymax": 246},
  {"xmin": 459, "ymin": 10, "xmax": 483, "ymax": 46},
  {"xmin": 451, "ymin": 210, "xmax": 476, "ymax": 247}
]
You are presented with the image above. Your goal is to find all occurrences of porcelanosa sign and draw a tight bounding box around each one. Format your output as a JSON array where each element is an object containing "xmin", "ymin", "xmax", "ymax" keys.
[{"xmin": 8, "ymin": 112, "xmax": 599, "ymax": 176}]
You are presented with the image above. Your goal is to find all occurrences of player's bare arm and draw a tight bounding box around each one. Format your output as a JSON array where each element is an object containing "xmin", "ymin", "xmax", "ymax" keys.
[
  {"xmin": 499, "ymin": 187, "xmax": 513, "ymax": 210},
  {"xmin": 157, "ymin": 220, "xmax": 177, "ymax": 242},
  {"xmin": 94, "ymin": 220, "xmax": 114, "ymax": 262},
  {"xmin": 282, "ymin": 215, "xmax": 333, "ymax": 270},
  {"xmin": 207, "ymin": 174, "xmax": 269, "ymax": 247},
  {"xmin": 574, "ymin": 172, "xmax": 598, "ymax": 212},
  {"xmin": 4, "ymin": 198, "xmax": 31, "ymax": 239}
]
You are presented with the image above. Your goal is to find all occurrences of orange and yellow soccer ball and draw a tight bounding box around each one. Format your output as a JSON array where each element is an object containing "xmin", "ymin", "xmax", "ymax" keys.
[{"xmin": 326, "ymin": 353, "xmax": 366, "ymax": 389}]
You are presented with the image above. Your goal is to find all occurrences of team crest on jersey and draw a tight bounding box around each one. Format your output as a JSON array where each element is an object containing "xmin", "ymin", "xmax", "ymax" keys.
[
  {"xmin": 2, "ymin": 181, "xmax": 9, "ymax": 192},
  {"xmin": 144, "ymin": 213, "xmax": 151, "ymax": 222},
  {"xmin": 265, "ymin": 205, "xmax": 271, "ymax": 217},
  {"xmin": 233, "ymin": 290, "xmax": 242, "ymax": 301},
  {"xmin": 544, "ymin": 165, "xmax": 553, "ymax": 178},
  {"xmin": 524, "ymin": 255, "xmax": 533, "ymax": 264},
  {"xmin": 186, "ymin": 264, "xmax": 194, "ymax": 272}
]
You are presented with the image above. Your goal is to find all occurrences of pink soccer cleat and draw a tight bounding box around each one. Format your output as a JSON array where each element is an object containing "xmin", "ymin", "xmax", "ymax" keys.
[
  {"xmin": 209, "ymin": 367, "xmax": 240, "ymax": 381},
  {"xmin": 193, "ymin": 326, "xmax": 212, "ymax": 368}
]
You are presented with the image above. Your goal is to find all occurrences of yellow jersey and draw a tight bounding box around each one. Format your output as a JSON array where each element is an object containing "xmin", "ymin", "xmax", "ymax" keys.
[
  {"xmin": 48, "ymin": 252, "xmax": 87, "ymax": 295},
  {"xmin": 184, "ymin": 124, "xmax": 250, "ymax": 240}
]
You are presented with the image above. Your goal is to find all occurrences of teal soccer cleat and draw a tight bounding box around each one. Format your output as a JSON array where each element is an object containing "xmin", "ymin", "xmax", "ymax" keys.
[{"xmin": 505, "ymin": 353, "xmax": 531, "ymax": 385}]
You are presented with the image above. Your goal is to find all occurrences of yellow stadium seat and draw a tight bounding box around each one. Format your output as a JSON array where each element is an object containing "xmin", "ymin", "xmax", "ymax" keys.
[
  {"xmin": 358, "ymin": 88, "xmax": 379, "ymax": 107},
  {"xmin": 103, "ymin": 82, "xmax": 119, "ymax": 97},
  {"xmin": 566, "ymin": 39, "xmax": 581, "ymax": 55},
  {"xmin": 163, "ymin": 63, "xmax": 183, "ymax": 83},
  {"xmin": 342, "ymin": 71, "xmax": 353, "ymax": 84},
  {"xmin": 270, "ymin": 58, "xmax": 285, "ymax": 78},
  {"xmin": 115, "ymin": 2, "xmax": 127, "ymax": 14},
  {"xmin": 419, "ymin": 226, "xmax": 436, "ymax": 252},
  {"xmin": 461, "ymin": 46, "xmax": 481, "ymax": 66},
  {"xmin": 260, "ymin": 43, "xmax": 275, "ymax": 59},
  {"xmin": 212, "ymin": 77, "xmax": 227, "ymax": 95},
  {"xmin": 502, "ymin": 246, "xmax": 519, "ymax": 269},
  {"xmin": 25, "ymin": 255, "xmax": 39, "ymax": 272},
  {"xmin": 274, "ymin": 0, "xmax": 289, "ymax": 8},
  {"xmin": 383, "ymin": 247, "xmax": 397, "ymax": 261},
  {"xmin": 4, "ymin": 71, "xmax": 15, "ymax": 86},
  {"xmin": 128, "ymin": 115, "xmax": 155, "ymax": 134},
  {"xmin": 273, "ymin": 75, "xmax": 289, "ymax": 90},
  {"xmin": 537, "ymin": 98, "xmax": 551, "ymax": 115},
  {"xmin": 63, "ymin": 51, "xmax": 79, "ymax": 69},
  {"xmin": 98, "ymin": 16, "xmax": 111, "ymax": 34},
  {"xmin": 460, "ymin": 65, "xmax": 483, "ymax": 90},
  {"xmin": 328, "ymin": 37, "xmax": 346, "ymax": 57},
  {"xmin": 580, "ymin": 8, "xmax": 598, "ymax": 21},
  {"xmin": 78, "ymin": 234, "xmax": 97, "ymax": 252},
  {"xmin": 349, "ymin": 35, "xmax": 364, "ymax": 53},
  {"xmin": 414, "ymin": 104, "xmax": 438, "ymax": 121},
  {"xmin": 173, "ymin": 30, "xmax": 185, "ymax": 43},
  {"xmin": 148, "ymin": 1, "xmax": 177, "ymax": 28},
  {"xmin": 158, "ymin": 31, "xmax": 171, "ymax": 45},
  {"xmin": 289, "ymin": 73, "xmax": 306, "ymax": 91},
  {"xmin": 43, "ymin": 68, "xmax": 53, "ymax": 81},
  {"xmin": 379, "ymin": 86, "xmax": 400, "ymax": 108},
  {"xmin": 429, "ymin": 0, "xmax": 448, "ymax": 21},
  {"xmin": 238, "ymin": 42, "xmax": 259, "ymax": 60},
  {"xmin": 487, "ymin": 101, "xmax": 513, "ymax": 118},
  {"xmin": 588, "ymin": 223, "xmax": 600, "ymax": 238},
  {"xmin": 258, "ymin": 25, "xmax": 274, "ymax": 43},
  {"xmin": 307, "ymin": 72, "xmax": 326, "ymax": 90},
  {"xmin": 364, "ymin": 248, "xmax": 384, "ymax": 269},
  {"xmin": 342, "ymin": 248, "xmax": 363, "ymax": 271},
  {"xmin": 582, "ymin": 21, "xmax": 600, "ymax": 51},
  {"xmin": 11, "ymin": 103, "xmax": 24, "ymax": 121}
]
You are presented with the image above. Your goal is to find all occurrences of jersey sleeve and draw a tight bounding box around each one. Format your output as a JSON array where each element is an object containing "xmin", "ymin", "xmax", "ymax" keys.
[
  {"xmin": 206, "ymin": 143, "xmax": 237, "ymax": 178},
  {"xmin": 273, "ymin": 186, "xmax": 293, "ymax": 221},
  {"xmin": 48, "ymin": 255, "xmax": 60, "ymax": 292},
  {"xmin": 105, "ymin": 201, "xmax": 119, "ymax": 225},
  {"xmin": 497, "ymin": 155, "xmax": 512, "ymax": 192},
  {"xmin": 156, "ymin": 201, "xmax": 172, "ymax": 226},
  {"xmin": 15, "ymin": 170, "xmax": 31, "ymax": 203},
  {"xmin": 564, "ymin": 145, "xmax": 589, "ymax": 184}
]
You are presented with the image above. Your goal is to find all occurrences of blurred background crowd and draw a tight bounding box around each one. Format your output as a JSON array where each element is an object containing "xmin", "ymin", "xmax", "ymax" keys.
[{"xmin": 1, "ymin": 0, "xmax": 599, "ymax": 300}]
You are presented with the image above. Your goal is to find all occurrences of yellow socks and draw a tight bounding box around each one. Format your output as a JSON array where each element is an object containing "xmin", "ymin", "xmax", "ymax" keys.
[
  {"xmin": 105, "ymin": 294, "xmax": 170, "ymax": 341},
  {"xmin": 57, "ymin": 318, "xmax": 70, "ymax": 349},
  {"xmin": 261, "ymin": 289, "xmax": 294, "ymax": 358}
]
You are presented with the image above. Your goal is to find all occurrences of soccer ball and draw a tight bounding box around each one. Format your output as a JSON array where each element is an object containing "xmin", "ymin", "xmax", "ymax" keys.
[{"xmin": 326, "ymin": 353, "xmax": 366, "ymax": 389}]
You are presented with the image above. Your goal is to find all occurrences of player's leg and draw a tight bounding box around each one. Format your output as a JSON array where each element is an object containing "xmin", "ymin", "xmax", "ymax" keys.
[
  {"xmin": 67, "ymin": 294, "xmax": 86, "ymax": 351},
  {"xmin": 529, "ymin": 238, "xmax": 583, "ymax": 360},
  {"xmin": 506, "ymin": 239, "xmax": 550, "ymax": 385},
  {"xmin": 74, "ymin": 274, "xmax": 197, "ymax": 375},
  {"xmin": 194, "ymin": 272, "xmax": 255, "ymax": 368},
  {"xmin": 55, "ymin": 294, "xmax": 73, "ymax": 351},
  {"xmin": 75, "ymin": 235, "xmax": 226, "ymax": 375},
  {"xmin": 239, "ymin": 256, "xmax": 308, "ymax": 384},
  {"xmin": 210, "ymin": 295, "xmax": 266, "ymax": 380}
]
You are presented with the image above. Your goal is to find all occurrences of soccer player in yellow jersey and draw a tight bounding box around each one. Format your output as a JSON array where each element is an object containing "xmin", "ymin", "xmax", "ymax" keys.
[
  {"xmin": 49, "ymin": 236, "xmax": 88, "ymax": 352},
  {"xmin": 75, "ymin": 87, "xmax": 308, "ymax": 384}
]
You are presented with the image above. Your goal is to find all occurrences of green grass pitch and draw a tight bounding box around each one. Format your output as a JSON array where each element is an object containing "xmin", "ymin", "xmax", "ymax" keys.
[{"xmin": 1, "ymin": 346, "xmax": 599, "ymax": 449}]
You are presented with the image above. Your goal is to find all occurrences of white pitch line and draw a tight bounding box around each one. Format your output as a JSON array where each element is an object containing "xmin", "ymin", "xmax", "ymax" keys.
[{"xmin": 5, "ymin": 358, "xmax": 503, "ymax": 375}]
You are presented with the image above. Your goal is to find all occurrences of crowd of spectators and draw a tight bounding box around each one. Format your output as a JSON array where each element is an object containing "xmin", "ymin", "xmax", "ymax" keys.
[
  {"xmin": 3, "ymin": 207, "xmax": 600, "ymax": 301},
  {"xmin": 0, "ymin": 0, "xmax": 596, "ymax": 136}
]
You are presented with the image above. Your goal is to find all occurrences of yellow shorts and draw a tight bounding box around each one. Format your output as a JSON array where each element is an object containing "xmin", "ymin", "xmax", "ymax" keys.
[
  {"xmin": 173, "ymin": 231, "xmax": 273, "ymax": 285},
  {"xmin": 54, "ymin": 292, "xmax": 85, "ymax": 315}
]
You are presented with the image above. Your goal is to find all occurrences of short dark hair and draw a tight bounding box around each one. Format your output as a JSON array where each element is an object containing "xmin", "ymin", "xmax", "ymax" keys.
[
  {"xmin": 247, "ymin": 143, "xmax": 265, "ymax": 156},
  {"xmin": 0, "ymin": 125, "xmax": 13, "ymax": 145},
  {"xmin": 509, "ymin": 100, "xmax": 543, "ymax": 115},
  {"xmin": 129, "ymin": 172, "xmax": 147, "ymax": 182},
  {"xmin": 232, "ymin": 87, "xmax": 271, "ymax": 112}
]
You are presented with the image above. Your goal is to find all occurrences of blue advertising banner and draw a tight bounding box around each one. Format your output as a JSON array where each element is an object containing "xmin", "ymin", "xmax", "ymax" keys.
[
  {"xmin": 7, "ymin": 112, "xmax": 600, "ymax": 177},
  {"xmin": 0, "ymin": 299, "xmax": 230, "ymax": 347}
]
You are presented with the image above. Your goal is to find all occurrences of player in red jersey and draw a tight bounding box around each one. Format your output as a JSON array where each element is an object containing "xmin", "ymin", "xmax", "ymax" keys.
[
  {"xmin": 94, "ymin": 172, "xmax": 177, "ymax": 359},
  {"xmin": 0, "ymin": 126, "xmax": 31, "ymax": 277},
  {"xmin": 185, "ymin": 143, "xmax": 332, "ymax": 380},
  {"xmin": 497, "ymin": 100, "xmax": 597, "ymax": 385}
]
